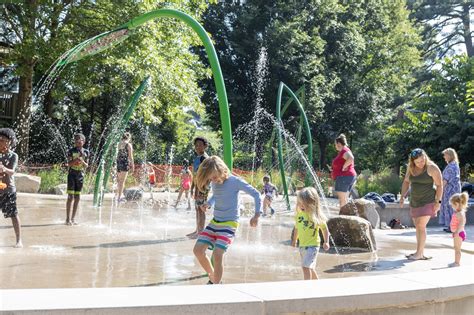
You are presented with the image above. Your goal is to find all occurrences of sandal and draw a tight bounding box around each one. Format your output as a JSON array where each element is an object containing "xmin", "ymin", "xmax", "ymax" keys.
[{"xmin": 407, "ymin": 255, "xmax": 432, "ymax": 261}]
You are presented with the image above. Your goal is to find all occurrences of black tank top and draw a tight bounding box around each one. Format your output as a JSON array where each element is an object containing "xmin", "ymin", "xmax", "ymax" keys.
[{"xmin": 117, "ymin": 142, "xmax": 129, "ymax": 163}]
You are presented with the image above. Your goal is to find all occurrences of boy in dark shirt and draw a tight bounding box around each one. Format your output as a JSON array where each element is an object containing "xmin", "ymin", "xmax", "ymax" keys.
[
  {"xmin": 0, "ymin": 128, "xmax": 22, "ymax": 247},
  {"xmin": 65, "ymin": 133, "xmax": 89, "ymax": 225},
  {"xmin": 187, "ymin": 137, "xmax": 209, "ymax": 238}
]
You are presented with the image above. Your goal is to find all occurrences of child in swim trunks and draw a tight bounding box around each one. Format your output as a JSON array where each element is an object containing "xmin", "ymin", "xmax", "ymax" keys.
[
  {"xmin": 261, "ymin": 175, "xmax": 278, "ymax": 216},
  {"xmin": 0, "ymin": 128, "xmax": 22, "ymax": 247},
  {"xmin": 193, "ymin": 156, "xmax": 261, "ymax": 284},
  {"xmin": 174, "ymin": 161, "xmax": 192, "ymax": 209}
]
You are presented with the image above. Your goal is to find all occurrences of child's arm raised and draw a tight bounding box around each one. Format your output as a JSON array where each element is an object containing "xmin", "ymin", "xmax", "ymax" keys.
[
  {"xmin": 78, "ymin": 156, "xmax": 88, "ymax": 168},
  {"xmin": 238, "ymin": 178, "xmax": 262, "ymax": 227},
  {"xmin": 0, "ymin": 154, "xmax": 17, "ymax": 176}
]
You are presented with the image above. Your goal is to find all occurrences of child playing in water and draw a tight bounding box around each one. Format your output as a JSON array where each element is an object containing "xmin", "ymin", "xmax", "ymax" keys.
[
  {"xmin": 187, "ymin": 137, "xmax": 210, "ymax": 238},
  {"xmin": 65, "ymin": 133, "xmax": 89, "ymax": 225},
  {"xmin": 449, "ymin": 192, "xmax": 468, "ymax": 267},
  {"xmin": 0, "ymin": 128, "xmax": 22, "ymax": 247},
  {"xmin": 291, "ymin": 187, "xmax": 330, "ymax": 280},
  {"xmin": 261, "ymin": 175, "xmax": 278, "ymax": 216},
  {"xmin": 174, "ymin": 160, "xmax": 192, "ymax": 209},
  {"xmin": 193, "ymin": 156, "xmax": 261, "ymax": 284}
]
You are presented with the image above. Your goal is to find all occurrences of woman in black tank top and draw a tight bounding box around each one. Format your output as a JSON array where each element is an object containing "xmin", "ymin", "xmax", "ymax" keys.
[{"xmin": 116, "ymin": 132, "xmax": 134, "ymax": 202}]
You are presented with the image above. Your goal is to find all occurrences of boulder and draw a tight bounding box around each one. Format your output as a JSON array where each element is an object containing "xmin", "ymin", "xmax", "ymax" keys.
[
  {"xmin": 54, "ymin": 184, "xmax": 67, "ymax": 195},
  {"xmin": 327, "ymin": 215, "xmax": 377, "ymax": 252},
  {"xmin": 350, "ymin": 187, "xmax": 360, "ymax": 199},
  {"xmin": 339, "ymin": 200, "xmax": 358, "ymax": 216},
  {"xmin": 354, "ymin": 199, "xmax": 380, "ymax": 229},
  {"xmin": 124, "ymin": 187, "xmax": 144, "ymax": 201},
  {"xmin": 14, "ymin": 173, "xmax": 41, "ymax": 193}
]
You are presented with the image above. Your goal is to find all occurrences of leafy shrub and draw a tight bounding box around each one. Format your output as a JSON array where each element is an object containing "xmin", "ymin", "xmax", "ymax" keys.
[
  {"xmin": 37, "ymin": 165, "xmax": 67, "ymax": 193},
  {"xmin": 236, "ymin": 168, "xmax": 331, "ymax": 197},
  {"xmin": 356, "ymin": 168, "xmax": 402, "ymax": 196}
]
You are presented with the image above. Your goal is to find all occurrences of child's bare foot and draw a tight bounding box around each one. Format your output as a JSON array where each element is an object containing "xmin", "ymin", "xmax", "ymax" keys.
[
  {"xmin": 186, "ymin": 230, "xmax": 197, "ymax": 237},
  {"xmin": 14, "ymin": 241, "xmax": 23, "ymax": 248},
  {"xmin": 207, "ymin": 272, "xmax": 215, "ymax": 284},
  {"xmin": 187, "ymin": 232, "xmax": 199, "ymax": 239}
]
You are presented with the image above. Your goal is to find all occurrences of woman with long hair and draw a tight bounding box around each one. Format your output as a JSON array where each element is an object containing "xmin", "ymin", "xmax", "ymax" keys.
[
  {"xmin": 400, "ymin": 148, "xmax": 443, "ymax": 260},
  {"xmin": 439, "ymin": 148, "xmax": 461, "ymax": 232}
]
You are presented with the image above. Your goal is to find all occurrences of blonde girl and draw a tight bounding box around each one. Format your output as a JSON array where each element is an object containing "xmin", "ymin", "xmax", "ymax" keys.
[
  {"xmin": 449, "ymin": 192, "xmax": 468, "ymax": 267},
  {"xmin": 192, "ymin": 156, "xmax": 261, "ymax": 284},
  {"xmin": 291, "ymin": 187, "xmax": 330, "ymax": 280}
]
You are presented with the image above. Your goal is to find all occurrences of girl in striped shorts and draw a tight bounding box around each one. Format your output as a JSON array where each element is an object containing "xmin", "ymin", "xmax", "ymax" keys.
[{"xmin": 193, "ymin": 156, "xmax": 262, "ymax": 284}]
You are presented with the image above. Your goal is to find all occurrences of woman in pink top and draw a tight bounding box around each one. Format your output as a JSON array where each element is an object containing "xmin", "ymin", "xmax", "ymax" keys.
[{"xmin": 331, "ymin": 134, "xmax": 357, "ymax": 208}]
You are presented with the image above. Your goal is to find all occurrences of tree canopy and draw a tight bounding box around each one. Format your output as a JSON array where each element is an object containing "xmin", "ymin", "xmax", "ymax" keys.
[{"xmin": 1, "ymin": 0, "xmax": 472, "ymax": 180}]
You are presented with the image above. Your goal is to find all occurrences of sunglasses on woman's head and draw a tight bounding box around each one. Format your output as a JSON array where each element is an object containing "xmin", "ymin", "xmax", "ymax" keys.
[{"xmin": 410, "ymin": 148, "xmax": 423, "ymax": 158}]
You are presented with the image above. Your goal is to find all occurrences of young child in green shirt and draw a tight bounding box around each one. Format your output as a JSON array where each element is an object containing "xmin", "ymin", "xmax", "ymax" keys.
[{"xmin": 291, "ymin": 187, "xmax": 330, "ymax": 280}]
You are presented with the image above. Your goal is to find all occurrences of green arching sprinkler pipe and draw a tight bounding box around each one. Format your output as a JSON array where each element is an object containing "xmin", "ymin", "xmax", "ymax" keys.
[
  {"xmin": 57, "ymin": 9, "xmax": 233, "ymax": 204},
  {"xmin": 101, "ymin": 77, "xmax": 151, "ymax": 204},
  {"xmin": 288, "ymin": 88, "xmax": 307, "ymax": 186},
  {"xmin": 276, "ymin": 82, "xmax": 313, "ymax": 211},
  {"xmin": 120, "ymin": 9, "xmax": 233, "ymax": 169},
  {"xmin": 266, "ymin": 85, "xmax": 305, "ymax": 176},
  {"xmin": 93, "ymin": 77, "xmax": 150, "ymax": 206}
]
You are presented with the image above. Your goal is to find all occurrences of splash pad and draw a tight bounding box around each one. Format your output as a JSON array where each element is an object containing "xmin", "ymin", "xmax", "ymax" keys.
[
  {"xmin": 1, "ymin": 193, "xmax": 473, "ymax": 313},
  {"xmin": 2, "ymin": 7, "xmax": 473, "ymax": 315}
]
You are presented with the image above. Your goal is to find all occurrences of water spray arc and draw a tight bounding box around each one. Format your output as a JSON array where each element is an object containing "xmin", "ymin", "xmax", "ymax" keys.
[
  {"xmin": 99, "ymin": 9, "xmax": 233, "ymax": 169},
  {"xmin": 93, "ymin": 77, "xmax": 150, "ymax": 207},
  {"xmin": 47, "ymin": 9, "xmax": 233, "ymax": 204},
  {"xmin": 267, "ymin": 85, "xmax": 305, "ymax": 181},
  {"xmin": 275, "ymin": 82, "xmax": 313, "ymax": 211}
]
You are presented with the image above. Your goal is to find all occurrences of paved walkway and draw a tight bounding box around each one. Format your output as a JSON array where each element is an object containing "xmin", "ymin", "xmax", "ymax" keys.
[{"xmin": 0, "ymin": 193, "xmax": 472, "ymax": 289}]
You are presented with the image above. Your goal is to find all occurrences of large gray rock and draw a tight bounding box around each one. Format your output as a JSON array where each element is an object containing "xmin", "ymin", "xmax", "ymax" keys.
[
  {"xmin": 124, "ymin": 187, "xmax": 144, "ymax": 201},
  {"xmin": 354, "ymin": 199, "xmax": 381, "ymax": 229},
  {"xmin": 54, "ymin": 184, "xmax": 67, "ymax": 195},
  {"xmin": 327, "ymin": 215, "xmax": 377, "ymax": 252},
  {"xmin": 15, "ymin": 173, "xmax": 41, "ymax": 193},
  {"xmin": 339, "ymin": 200, "xmax": 358, "ymax": 216}
]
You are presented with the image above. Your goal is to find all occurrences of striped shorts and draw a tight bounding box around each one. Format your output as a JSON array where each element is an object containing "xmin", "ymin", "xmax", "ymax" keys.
[{"xmin": 197, "ymin": 218, "xmax": 239, "ymax": 251}]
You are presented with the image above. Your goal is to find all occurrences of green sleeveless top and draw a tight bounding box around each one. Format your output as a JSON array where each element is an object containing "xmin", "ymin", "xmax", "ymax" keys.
[{"xmin": 409, "ymin": 168, "xmax": 435, "ymax": 208}]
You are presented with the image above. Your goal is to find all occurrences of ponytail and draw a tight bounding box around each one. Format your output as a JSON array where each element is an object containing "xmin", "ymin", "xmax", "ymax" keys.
[{"xmin": 450, "ymin": 192, "xmax": 469, "ymax": 211}]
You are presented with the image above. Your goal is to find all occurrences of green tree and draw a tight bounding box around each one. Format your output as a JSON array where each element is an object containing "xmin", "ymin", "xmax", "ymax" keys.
[
  {"xmin": 1, "ymin": 0, "xmax": 85, "ymax": 158},
  {"xmin": 387, "ymin": 55, "xmax": 474, "ymax": 173},
  {"xmin": 201, "ymin": 1, "xmax": 421, "ymax": 171},
  {"xmin": 282, "ymin": 0, "xmax": 421, "ymax": 169},
  {"xmin": 2, "ymin": 0, "xmax": 212, "ymax": 162},
  {"xmin": 408, "ymin": 0, "xmax": 473, "ymax": 59}
]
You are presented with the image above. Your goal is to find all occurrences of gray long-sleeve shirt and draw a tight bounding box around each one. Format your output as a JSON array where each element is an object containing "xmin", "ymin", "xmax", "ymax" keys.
[{"xmin": 207, "ymin": 175, "xmax": 262, "ymax": 221}]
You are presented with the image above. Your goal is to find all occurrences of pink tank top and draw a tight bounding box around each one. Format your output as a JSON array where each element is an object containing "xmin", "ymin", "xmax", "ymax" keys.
[
  {"xmin": 331, "ymin": 147, "xmax": 357, "ymax": 179},
  {"xmin": 182, "ymin": 173, "xmax": 192, "ymax": 189},
  {"xmin": 450, "ymin": 214, "xmax": 462, "ymax": 232}
]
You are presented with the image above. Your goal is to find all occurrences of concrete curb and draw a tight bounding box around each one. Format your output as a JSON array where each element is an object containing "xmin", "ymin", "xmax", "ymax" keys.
[{"xmin": 1, "ymin": 266, "xmax": 472, "ymax": 314}]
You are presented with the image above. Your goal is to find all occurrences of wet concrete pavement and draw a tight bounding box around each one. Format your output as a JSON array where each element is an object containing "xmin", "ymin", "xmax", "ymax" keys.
[{"xmin": 1, "ymin": 193, "xmax": 472, "ymax": 289}]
